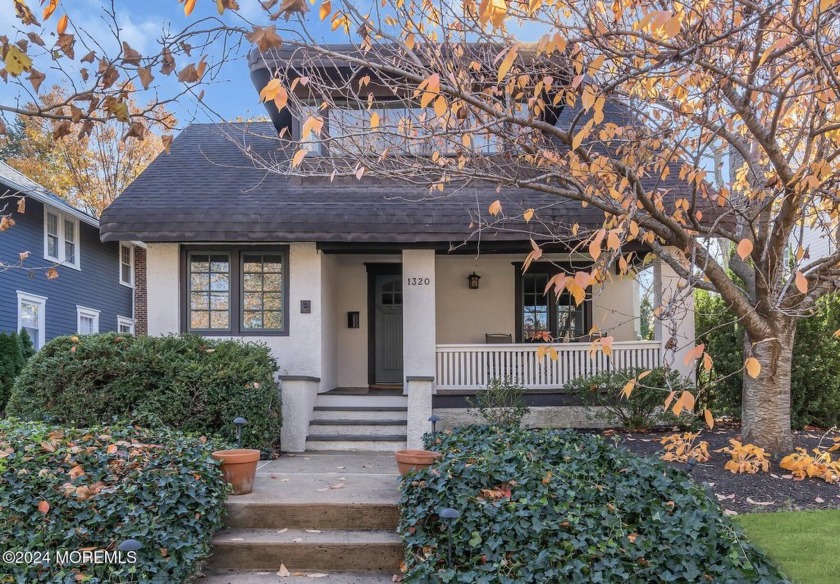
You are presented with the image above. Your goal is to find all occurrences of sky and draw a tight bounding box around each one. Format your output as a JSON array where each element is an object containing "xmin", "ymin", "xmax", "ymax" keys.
[{"xmin": 0, "ymin": 0, "xmax": 351, "ymax": 132}]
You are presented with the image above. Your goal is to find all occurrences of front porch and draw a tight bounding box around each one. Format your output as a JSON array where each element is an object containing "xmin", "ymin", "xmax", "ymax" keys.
[{"xmin": 278, "ymin": 244, "xmax": 695, "ymax": 452}]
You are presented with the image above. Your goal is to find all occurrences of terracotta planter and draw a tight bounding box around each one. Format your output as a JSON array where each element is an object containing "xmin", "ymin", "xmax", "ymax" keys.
[
  {"xmin": 394, "ymin": 449, "xmax": 442, "ymax": 476},
  {"xmin": 212, "ymin": 449, "xmax": 260, "ymax": 495}
]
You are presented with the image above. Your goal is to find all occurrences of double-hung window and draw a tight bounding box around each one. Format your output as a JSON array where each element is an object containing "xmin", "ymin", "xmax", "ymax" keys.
[
  {"xmin": 117, "ymin": 316, "xmax": 135, "ymax": 335},
  {"xmin": 17, "ymin": 291, "xmax": 47, "ymax": 350},
  {"xmin": 183, "ymin": 247, "xmax": 288, "ymax": 335},
  {"xmin": 44, "ymin": 207, "xmax": 80, "ymax": 269},
  {"xmin": 516, "ymin": 265, "xmax": 591, "ymax": 342},
  {"xmin": 77, "ymin": 306, "xmax": 100, "ymax": 335},
  {"xmin": 119, "ymin": 243, "xmax": 134, "ymax": 287}
]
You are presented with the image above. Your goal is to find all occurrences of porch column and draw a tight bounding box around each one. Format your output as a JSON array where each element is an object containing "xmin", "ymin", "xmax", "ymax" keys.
[
  {"xmin": 402, "ymin": 249, "xmax": 436, "ymax": 449},
  {"xmin": 653, "ymin": 249, "xmax": 696, "ymax": 380}
]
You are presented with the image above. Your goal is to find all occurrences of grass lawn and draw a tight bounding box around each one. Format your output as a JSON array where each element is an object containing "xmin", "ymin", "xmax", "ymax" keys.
[{"xmin": 736, "ymin": 510, "xmax": 840, "ymax": 584}]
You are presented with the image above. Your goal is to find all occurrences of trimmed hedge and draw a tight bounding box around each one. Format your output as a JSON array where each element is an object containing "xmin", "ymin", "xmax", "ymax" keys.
[
  {"xmin": 399, "ymin": 426, "xmax": 787, "ymax": 583},
  {"xmin": 0, "ymin": 420, "xmax": 229, "ymax": 583},
  {"xmin": 6, "ymin": 333, "xmax": 281, "ymax": 452},
  {"xmin": 0, "ymin": 331, "xmax": 27, "ymax": 412},
  {"xmin": 563, "ymin": 367, "xmax": 695, "ymax": 430}
]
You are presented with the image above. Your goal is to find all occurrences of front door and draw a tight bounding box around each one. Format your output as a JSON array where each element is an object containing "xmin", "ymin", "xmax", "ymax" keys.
[{"xmin": 373, "ymin": 273, "xmax": 404, "ymax": 384}]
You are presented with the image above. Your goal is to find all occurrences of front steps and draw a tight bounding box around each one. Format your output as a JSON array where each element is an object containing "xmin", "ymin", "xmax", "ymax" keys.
[
  {"xmin": 207, "ymin": 452, "xmax": 403, "ymax": 576},
  {"xmin": 305, "ymin": 392, "xmax": 408, "ymax": 451}
]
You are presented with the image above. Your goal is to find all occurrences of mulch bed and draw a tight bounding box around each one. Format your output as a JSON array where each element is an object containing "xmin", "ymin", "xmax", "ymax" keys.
[{"xmin": 606, "ymin": 425, "xmax": 840, "ymax": 515}]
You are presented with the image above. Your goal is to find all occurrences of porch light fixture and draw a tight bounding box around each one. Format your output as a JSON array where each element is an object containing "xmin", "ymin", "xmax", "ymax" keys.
[
  {"xmin": 467, "ymin": 272, "xmax": 481, "ymax": 290},
  {"xmin": 233, "ymin": 417, "xmax": 248, "ymax": 448}
]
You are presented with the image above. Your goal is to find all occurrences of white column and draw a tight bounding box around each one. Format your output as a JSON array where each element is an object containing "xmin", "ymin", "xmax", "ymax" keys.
[
  {"xmin": 279, "ymin": 376, "xmax": 320, "ymax": 452},
  {"xmin": 402, "ymin": 249, "xmax": 437, "ymax": 448},
  {"xmin": 653, "ymin": 250, "xmax": 696, "ymax": 380}
]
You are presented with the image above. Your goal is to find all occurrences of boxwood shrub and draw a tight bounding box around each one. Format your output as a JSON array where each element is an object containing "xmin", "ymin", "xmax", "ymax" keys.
[
  {"xmin": 399, "ymin": 426, "xmax": 787, "ymax": 583},
  {"xmin": 6, "ymin": 333, "xmax": 281, "ymax": 452},
  {"xmin": 0, "ymin": 420, "xmax": 229, "ymax": 583}
]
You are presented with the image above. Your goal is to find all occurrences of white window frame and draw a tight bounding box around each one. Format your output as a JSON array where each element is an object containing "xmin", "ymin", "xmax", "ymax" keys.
[
  {"xmin": 17, "ymin": 291, "xmax": 47, "ymax": 350},
  {"xmin": 117, "ymin": 316, "xmax": 135, "ymax": 335},
  {"xmin": 119, "ymin": 243, "xmax": 134, "ymax": 287},
  {"xmin": 43, "ymin": 206, "xmax": 81, "ymax": 270},
  {"xmin": 76, "ymin": 306, "xmax": 100, "ymax": 335}
]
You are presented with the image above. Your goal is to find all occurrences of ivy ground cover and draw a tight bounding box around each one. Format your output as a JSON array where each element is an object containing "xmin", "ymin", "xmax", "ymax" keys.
[
  {"xmin": 0, "ymin": 420, "xmax": 229, "ymax": 583},
  {"xmin": 399, "ymin": 426, "xmax": 787, "ymax": 583}
]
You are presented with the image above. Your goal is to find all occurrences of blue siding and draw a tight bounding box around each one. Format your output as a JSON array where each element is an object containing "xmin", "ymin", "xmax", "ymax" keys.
[{"xmin": 0, "ymin": 194, "xmax": 133, "ymax": 343}]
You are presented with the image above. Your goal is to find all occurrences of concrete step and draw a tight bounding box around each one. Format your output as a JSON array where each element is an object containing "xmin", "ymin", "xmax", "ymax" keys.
[
  {"xmin": 201, "ymin": 569, "xmax": 399, "ymax": 583},
  {"xmin": 308, "ymin": 420, "xmax": 407, "ymax": 436},
  {"xmin": 208, "ymin": 528, "xmax": 403, "ymax": 572},
  {"xmin": 305, "ymin": 435, "xmax": 407, "ymax": 452},
  {"xmin": 316, "ymin": 394, "xmax": 407, "ymax": 408},
  {"xmin": 225, "ymin": 502, "xmax": 400, "ymax": 530},
  {"xmin": 312, "ymin": 406, "xmax": 407, "ymax": 421}
]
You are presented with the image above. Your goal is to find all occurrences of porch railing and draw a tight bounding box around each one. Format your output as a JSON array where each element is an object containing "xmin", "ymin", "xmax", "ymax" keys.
[{"xmin": 435, "ymin": 341, "xmax": 662, "ymax": 391}]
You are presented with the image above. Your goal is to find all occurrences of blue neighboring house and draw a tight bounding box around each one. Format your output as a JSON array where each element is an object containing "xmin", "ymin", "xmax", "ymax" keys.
[{"xmin": 0, "ymin": 161, "xmax": 135, "ymax": 349}]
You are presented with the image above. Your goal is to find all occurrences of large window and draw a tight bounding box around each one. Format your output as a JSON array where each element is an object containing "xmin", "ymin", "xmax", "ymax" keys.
[
  {"xmin": 17, "ymin": 291, "xmax": 47, "ymax": 349},
  {"xmin": 183, "ymin": 247, "xmax": 288, "ymax": 336},
  {"xmin": 43, "ymin": 207, "xmax": 80, "ymax": 269},
  {"xmin": 516, "ymin": 267, "xmax": 591, "ymax": 342}
]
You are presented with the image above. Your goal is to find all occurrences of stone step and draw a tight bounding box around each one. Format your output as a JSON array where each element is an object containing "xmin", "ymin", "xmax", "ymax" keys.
[
  {"xmin": 225, "ymin": 502, "xmax": 400, "ymax": 530},
  {"xmin": 208, "ymin": 528, "xmax": 403, "ymax": 572},
  {"xmin": 305, "ymin": 435, "xmax": 407, "ymax": 452},
  {"xmin": 308, "ymin": 420, "xmax": 407, "ymax": 436},
  {"xmin": 312, "ymin": 406, "xmax": 407, "ymax": 421},
  {"xmin": 316, "ymin": 394, "xmax": 407, "ymax": 408}
]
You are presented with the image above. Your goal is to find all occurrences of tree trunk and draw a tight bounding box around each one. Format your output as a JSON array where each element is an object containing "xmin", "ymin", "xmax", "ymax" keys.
[{"xmin": 741, "ymin": 320, "xmax": 795, "ymax": 453}]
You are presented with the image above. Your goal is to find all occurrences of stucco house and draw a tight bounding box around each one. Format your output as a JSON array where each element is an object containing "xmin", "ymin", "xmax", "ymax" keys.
[
  {"xmin": 99, "ymin": 47, "xmax": 697, "ymax": 453},
  {"xmin": 0, "ymin": 162, "xmax": 136, "ymax": 347}
]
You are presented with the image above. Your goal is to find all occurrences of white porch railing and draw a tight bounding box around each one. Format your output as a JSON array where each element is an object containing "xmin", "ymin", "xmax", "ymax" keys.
[{"xmin": 435, "ymin": 341, "xmax": 662, "ymax": 391}]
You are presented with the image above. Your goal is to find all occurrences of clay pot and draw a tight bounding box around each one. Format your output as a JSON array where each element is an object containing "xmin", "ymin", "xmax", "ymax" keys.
[
  {"xmin": 212, "ymin": 449, "xmax": 260, "ymax": 495},
  {"xmin": 394, "ymin": 449, "xmax": 442, "ymax": 476}
]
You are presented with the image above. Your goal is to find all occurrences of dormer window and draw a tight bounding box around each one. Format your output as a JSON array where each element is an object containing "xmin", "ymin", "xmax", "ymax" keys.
[
  {"xmin": 294, "ymin": 102, "xmax": 511, "ymax": 157},
  {"xmin": 43, "ymin": 207, "xmax": 80, "ymax": 270}
]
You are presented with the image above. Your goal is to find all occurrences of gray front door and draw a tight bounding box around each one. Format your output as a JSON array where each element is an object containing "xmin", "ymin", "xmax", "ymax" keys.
[{"xmin": 374, "ymin": 274, "xmax": 403, "ymax": 384}]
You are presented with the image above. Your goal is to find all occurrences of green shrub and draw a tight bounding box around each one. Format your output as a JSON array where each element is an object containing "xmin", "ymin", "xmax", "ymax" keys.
[
  {"xmin": 18, "ymin": 327, "xmax": 35, "ymax": 360},
  {"xmin": 0, "ymin": 419, "xmax": 229, "ymax": 583},
  {"xmin": 6, "ymin": 333, "xmax": 281, "ymax": 452},
  {"xmin": 465, "ymin": 378, "xmax": 529, "ymax": 427},
  {"xmin": 697, "ymin": 291, "xmax": 840, "ymax": 428},
  {"xmin": 399, "ymin": 426, "xmax": 786, "ymax": 583},
  {"xmin": 0, "ymin": 331, "xmax": 26, "ymax": 412},
  {"xmin": 563, "ymin": 366, "xmax": 695, "ymax": 430}
]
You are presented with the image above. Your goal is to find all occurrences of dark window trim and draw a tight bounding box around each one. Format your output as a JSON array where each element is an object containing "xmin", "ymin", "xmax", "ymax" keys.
[
  {"xmin": 513, "ymin": 262, "xmax": 593, "ymax": 343},
  {"xmin": 180, "ymin": 245, "xmax": 290, "ymax": 337}
]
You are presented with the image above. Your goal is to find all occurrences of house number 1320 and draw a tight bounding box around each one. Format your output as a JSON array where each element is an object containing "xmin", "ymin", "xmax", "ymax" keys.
[{"xmin": 407, "ymin": 277, "xmax": 431, "ymax": 286}]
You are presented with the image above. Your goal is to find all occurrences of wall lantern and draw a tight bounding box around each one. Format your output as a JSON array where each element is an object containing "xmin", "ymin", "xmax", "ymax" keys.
[
  {"xmin": 467, "ymin": 272, "xmax": 481, "ymax": 290},
  {"xmin": 347, "ymin": 311, "xmax": 360, "ymax": 329}
]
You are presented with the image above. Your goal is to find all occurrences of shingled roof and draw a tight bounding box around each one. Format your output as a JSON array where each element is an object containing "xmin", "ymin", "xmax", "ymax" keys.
[{"xmin": 99, "ymin": 108, "xmax": 695, "ymax": 248}]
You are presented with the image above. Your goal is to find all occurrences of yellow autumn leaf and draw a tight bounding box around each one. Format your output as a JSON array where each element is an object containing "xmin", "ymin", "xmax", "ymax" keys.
[
  {"xmin": 43, "ymin": 0, "xmax": 59, "ymax": 20},
  {"xmin": 523, "ymin": 208, "xmax": 534, "ymax": 222},
  {"xmin": 57, "ymin": 14, "xmax": 68, "ymax": 34},
  {"xmin": 319, "ymin": 0, "xmax": 331, "ymax": 20},
  {"xmin": 736, "ymin": 238, "xmax": 753, "ymax": 260},
  {"xmin": 184, "ymin": 0, "xmax": 197, "ymax": 16},
  {"xmin": 581, "ymin": 85, "xmax": 596, "ymax": 110},
  {"xmin": 497, "ymin": 45, "xmax": 518, "ymax": 82},
  {"xmin": 3, "ymin": 45, "xmax": 33, "ymax": 76},
  {"xmin": 794, "ymin": 270, "xmax": 808, "ymax": 294},
  {"xmin": 620, "ymin": 379, "xmax": 635, "ymax": 400},
  {"xmin": 370, "ymin": 111, "xmax": 380, "ymax": 129},
  {"xmin": 433, "ymin": 95, "xmax": 447, "ymax": 117},
  {"xmin": 488, "ymin": 200, "xmax": 502, "ymax": 216},
  {"xmin": 704, "ymin": 409, "xmax": 715, "ymax": 430},
  {"xmin": 291, "ymin": 148, "xmax": 307, "ymax": 168},
  {"xmin": 259, "ymin": 78, "xmax": 282, "ymax": 102},
  {"xmin": 745, "ymin": 357, "xmax": 761, "ymax": 378}
]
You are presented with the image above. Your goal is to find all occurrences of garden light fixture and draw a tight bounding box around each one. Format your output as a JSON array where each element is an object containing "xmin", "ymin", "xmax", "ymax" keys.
[
  {"xmin": 428, "ymin": 414, "xmax": 440, "ymax": 435},
  {"xmin": 118, "ymin": 539, "xmax": 142, "ymax": 552},
  {"xmin": 233, "ymin": 417, "xmax": 248, "ymax": 448},
  {"xmin": 439, "ymin": 508, "xmax": 461, "ymax": 568}
]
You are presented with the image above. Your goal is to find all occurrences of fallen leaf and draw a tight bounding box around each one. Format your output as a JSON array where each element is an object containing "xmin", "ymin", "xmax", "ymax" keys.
[
  {"xmin": 746, "ymin": 497, "xmax": 774, "ymax": 506},
  {"xmin": 277, "ymin": 563, "xmax": 290, "ymax": 577},
  {"xmin": 38, "ymin": 500, "xmax": 50, "ymax": 514},
  {"xmin": 277, "ymin": 528, "xmax": 288, "ymax": 533},
  {"xmin": 292, "ymin": 537, "xmax": 303, "ymax": 543},
  {"xmin": 723, "ymin": 509, "xmax": 738, "ymax": 516},
  {"xmin": 305, "ymin": 529, "xmax": 321, "ymax": 533},
  {"xmin": 816, "ymin": 497, "xmax": 825, "ymax": 503},
  {"xmin": 307, "ymin": 575, "xmax": 329, "ymax": 579},
  {"xmin": 329, "ymin": 483, "xmax": 344, "ymax": 489}
]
